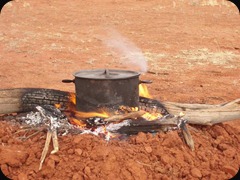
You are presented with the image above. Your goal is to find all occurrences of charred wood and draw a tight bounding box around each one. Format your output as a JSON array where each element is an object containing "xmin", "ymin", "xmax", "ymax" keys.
[
  {"xmin": 139, "ymin": 96, "xmax": 169, "ymax": 115},
  {"xmin": 1, "ymin": 88, "xmax": 240, "ymax": 126},
  {"xmin": 113, "ymin": 118, "xmax": 175, "ymax": 135},
  {"xmin": 104, "ymin": 110, "xmax": 146, "ymax": 122},
  {"xmin": 0, "ymin": 88, "xmax": 71, "ymax": 114}
]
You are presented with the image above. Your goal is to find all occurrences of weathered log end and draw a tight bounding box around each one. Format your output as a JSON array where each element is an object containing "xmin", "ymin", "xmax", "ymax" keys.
[{"xmin": 0, "ymin": 88, "xmax": 72, "ymax": 114}]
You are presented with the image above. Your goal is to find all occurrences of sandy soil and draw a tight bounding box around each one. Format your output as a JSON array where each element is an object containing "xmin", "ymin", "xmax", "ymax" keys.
[{"xmin": 0, "ymin": 0, "xmax": 240, "ymax": 179}]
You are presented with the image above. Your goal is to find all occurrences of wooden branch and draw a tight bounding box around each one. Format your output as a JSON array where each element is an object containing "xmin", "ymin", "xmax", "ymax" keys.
[
  {"xmin": 162, "ymin": 99, "xmax": 240, "ymax": 125},
  {"xmin": 104, "ymin": 110, "xmax": 146, "ymax": 122},
  {"xmin": 181, "ymin": 123, "xmax": 194, "ymax": 151},
  {"xmin": 39, "ymin": 130, "xmax": 52, "ymax": 170}
]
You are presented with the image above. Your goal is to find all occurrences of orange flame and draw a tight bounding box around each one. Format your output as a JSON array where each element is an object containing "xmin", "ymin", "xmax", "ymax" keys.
[
  {"xmin": 142, "ymin": 112, "xmax": 162, "ymax": 121},
  {"xmin": 70, "ymin": 118, "xmax": 86, "ymax": 127},
  {"xmin": 55, "ymin": 103, "xmax": 61, "ymax": 109},
  {"xmin": 74, "ymin": 110, "xmax": 109, "ymax": 119},
  {"xmin": 139, "ymin": 84, "xmax": 152, "ymax": 98},
  {"xmin": 69, "ymin": 93, "xmax": 76, "ymax": 105}
]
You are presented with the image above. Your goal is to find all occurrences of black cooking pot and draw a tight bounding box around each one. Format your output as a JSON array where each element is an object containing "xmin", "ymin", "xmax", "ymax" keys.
[{"xmin": 62, "ymin": 69, "xmax": 151, "ymax": 112}]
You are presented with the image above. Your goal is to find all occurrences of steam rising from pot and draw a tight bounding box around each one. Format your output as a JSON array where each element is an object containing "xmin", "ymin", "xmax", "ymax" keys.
[{"xmin": 103, "ymin": 29, "xmax": 148, "ymax": 73}]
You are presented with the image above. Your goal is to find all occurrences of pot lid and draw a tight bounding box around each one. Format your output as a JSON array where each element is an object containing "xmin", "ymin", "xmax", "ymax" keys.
[{"xmin": 73, "ymin": 69, "xmax": 140, "ymax": 80}]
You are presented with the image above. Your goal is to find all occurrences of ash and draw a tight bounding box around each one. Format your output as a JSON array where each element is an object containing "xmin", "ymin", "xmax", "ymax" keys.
[
  {"xmin": 106, "ymin": 120, "xmax": 130, "ymax": 131},
  {"xmin": 20, "ymin": 105, "xmax": 76, "ymax": 135},
  {"xmin": 20, "ymin": 105, "xmax": 131, "ymax": 139},
  {"xmin": 80, "ymin": 120, "xmax": 131, "ymax": 141},
  {"xmin": 20, "ymin": 105, "xmax": 179, "ymax": 141}
]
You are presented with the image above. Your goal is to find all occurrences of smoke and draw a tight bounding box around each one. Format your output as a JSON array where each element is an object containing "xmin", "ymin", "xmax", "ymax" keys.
[{"xmin": 103, "ymin": 29, "xmax": 148, "ymax": 73}]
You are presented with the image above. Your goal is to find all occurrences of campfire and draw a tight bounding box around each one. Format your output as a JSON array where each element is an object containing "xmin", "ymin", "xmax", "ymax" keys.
[
  {"xmin": 17, "ymin": 83, "xmax": 190, "ymax": 170},
  {"xmin": 1, "ymin": 69, "xmax": 240, "ymax": 170}
]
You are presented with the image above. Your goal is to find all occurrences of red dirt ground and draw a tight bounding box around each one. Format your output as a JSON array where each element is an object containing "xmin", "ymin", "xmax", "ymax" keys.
[{"xmin": 0, "ymin": 0, "xmax": 240, "ymax": 179}]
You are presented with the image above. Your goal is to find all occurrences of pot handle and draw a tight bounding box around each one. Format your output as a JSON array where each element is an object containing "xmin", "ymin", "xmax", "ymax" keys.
[
  {"xmin": 62, "ymin": 79, "xmax": 75, "ymax": 83},
  {"xmin": 139, "ymin": 80, "xmax": 152, "ymax": 84}
]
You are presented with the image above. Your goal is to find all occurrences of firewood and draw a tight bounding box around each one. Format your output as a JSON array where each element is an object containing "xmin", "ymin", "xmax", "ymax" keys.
[
  {"xmin": 104, "ymin": 110, "xmax": 146, "ymax": 122},
  {"xmin": 51, "ymin": 130, "xmax": 59, "ymax": 154},
  {"xmin": 39, "ymin": 130, "xmax": 52, "ymax": 170},
  {"xmin": 0, "ymin": 88, "xmax": 70, "ymax": 114},
  {"xmin": 162, "ymin": 99, "xmax": 240, "ymax": 125},
  {"xmin": 180, "ymin": 123, "xmax": 194, "ymax": 151},
  {"xmin": 1, "ymin": 88, "xmax": 240, "ymax": 125}
]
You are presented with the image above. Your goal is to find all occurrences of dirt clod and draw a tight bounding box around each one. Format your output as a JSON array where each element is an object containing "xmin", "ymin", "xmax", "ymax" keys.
[
  {"xmin": 75, "ymin": 148, "xmax": 83, "ymax": 156},
  {"xmin": 190, "ymin": 167, "xmax": 202, "ymax": 178},
  {"xmin": 222, "ymin": 165, "xmax": 238, "ymax": 177}
]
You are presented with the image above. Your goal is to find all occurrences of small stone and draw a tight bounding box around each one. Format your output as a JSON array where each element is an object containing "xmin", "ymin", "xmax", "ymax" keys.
[
  {"xmin": 75, "ymin": 148, "xmax": 83, "ymax": 156},
  {"xmin": 190, "ymin": 167, "xmax": 202, "ymax": 178},
  {"xmin": 223, "ymin": 148, "xmax": 236, "ymax": 158},
  {"xmin": 144, "ymin": 146, "xmax": 152, "ymax": 153},
  {"xmin": 222, "ymin": 165, "xmax": 237, "ymax": 176},
  {"xmin": 17, "ymin": 172, "xmax": 28, "ymax": 180},
  {"xmin": 84, "ymin": 166, "xmax": 91, "ymax": 175},
  {"xmin": 0, "ymin": 149, "xmax": 29, "ymax": 168},
  {"xmin": 73, "ymin": 135, "xmax": 83, "ymax": 144},
  {"xmin": 46, "ymin": 159, "xmax": 55, "ymax": 169},
  {"xmin": 135, "ymin": 132, "xmax": 147, "ymax": 144},
  {"xmin": 154, "ymin": 166, "xmax": 166, "ymax": 174},
  {"xmin": 72, "ymin": 173, "xmax": 83, "ymax": 180},
  {"xmin": 1, "ymin": 164, "xmax": 9, "ymax": 177},
  {"xmin": 218, "ymin": 143, "xmax": 230, "ymax": 151},
  {"xmin": 67, "ymin": 149, "xmax": 74, "ymax": 154},
  {"xmin": 212, "ymin": 125, "xmax": 229, "ymax": 137},
  {"xmin": 201, "ymin": 169, "xmax": 210, "ymax": 177},
  {"xmin": 161, "ymin": 131, "xmax": 180, "ymax": 148},
  {"xmin": 50, "ymin": 154, "xmax": 60, "ymax": 163},
  {"xmin": 161, "ymin": 154, "xmax": 172, "ymax": 165}
]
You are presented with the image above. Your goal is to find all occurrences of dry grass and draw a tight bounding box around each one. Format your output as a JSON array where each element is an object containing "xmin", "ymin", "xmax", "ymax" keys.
[
  {"xmin": 174, "ymin": 48, "xmax": 239, "ymax": 67},
  {"xmin": 144, "ymin": 48, "xmax": 240, "ymax": 73}
]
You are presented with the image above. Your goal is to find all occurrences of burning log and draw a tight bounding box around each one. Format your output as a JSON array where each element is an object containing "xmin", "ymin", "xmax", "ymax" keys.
[
  {"xmin": 0, "ymin": 88, "xmax": 71, "ymax": 114},
  {"xmin": 104, "ymin": 110, "xmax": 146, "ymax": 122},
  {"xmin": 1, "ymin": 88, "xmax": 240, "ymax": 125}
]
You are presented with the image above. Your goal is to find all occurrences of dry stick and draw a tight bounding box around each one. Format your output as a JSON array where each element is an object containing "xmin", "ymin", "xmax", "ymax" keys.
[
  {"xmin": 19, "ymin": 130, "xmax": 42, "ymax": 140},
  {"xmin": 104, "ymin": 110, "xmax": 146, "ymax": 122},
  {"xmin": 1, "ymin": 88, "xmax": 240, "ymax": 125},
  {"xmin": 181, "ymin": 123, "xmax": 194, "ymax": 151},
  {"xmin": 51, "ymin": 130, "xmax": 59, "ymax": 154},
  {"xmin": 39, "ymin": 131, "xmax": 52, "ymax": 170},
  {"xmin": 153, "ymin": 116, "xmax": 195, "ymax": 150}
]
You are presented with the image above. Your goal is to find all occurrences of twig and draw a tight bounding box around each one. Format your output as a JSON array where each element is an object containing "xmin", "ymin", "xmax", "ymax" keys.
[
  {"xmin": 104, "ymin": 110, "xmax": 146, "ymax": 122},
  {"xmin": 39, "ymin": 130, "xmax": 52, "ymax": 170},
  {"xmin": 136, "ymin": 160, "xmax": 152, "ymax": 167},
  {"xmin": 51, "ymin": 130, "xmax": 59, "ymax": 154},
  {"xmin": 18, "ymin": 130, "xmax": 42, "ymax": 140},
  {"xmin": 180, "ymin": 123, "xmax": 194, "ymax": 151}
]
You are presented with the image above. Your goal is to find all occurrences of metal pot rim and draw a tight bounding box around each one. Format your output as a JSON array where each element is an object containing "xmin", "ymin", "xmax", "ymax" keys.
[{"xmin": 73, "ymin": 69, "xmax": 140, "ymax": 80}]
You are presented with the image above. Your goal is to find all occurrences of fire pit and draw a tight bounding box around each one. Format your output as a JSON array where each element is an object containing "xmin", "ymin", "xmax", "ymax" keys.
[
  {"xmin": 1, "ymin": 73, "xmax": 240, "ymax": 171},
  {"xmin": 62, "ymin": 69, "xmax": 151, "ymax": 112}
]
